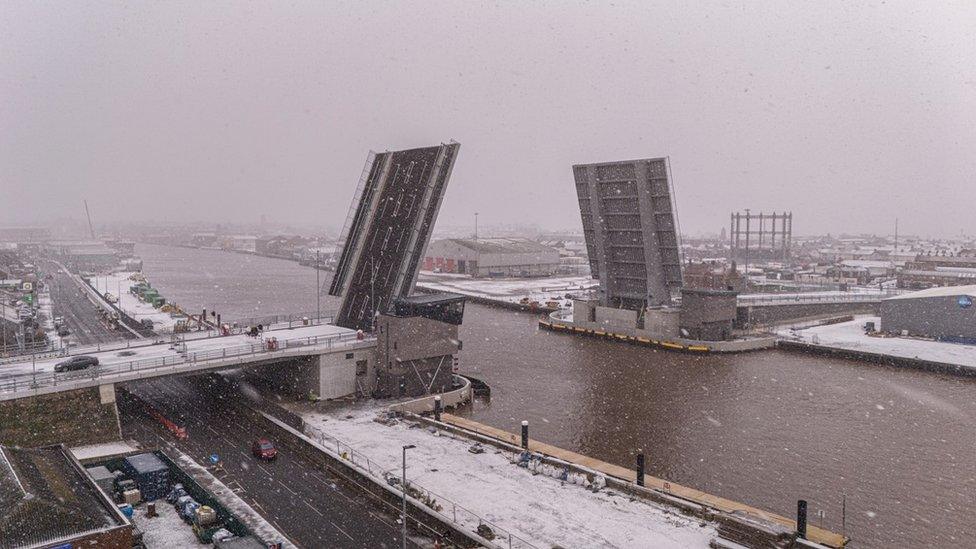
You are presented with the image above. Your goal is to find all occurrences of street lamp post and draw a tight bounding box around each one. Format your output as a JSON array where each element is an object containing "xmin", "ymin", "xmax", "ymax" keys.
[
  {"xmin": 316, "ymin": 250, "xmax": 320, "ymax": 323},
  {"xmin": 402, "ymin": 444, "xmax": 415, "ymax": 549}
]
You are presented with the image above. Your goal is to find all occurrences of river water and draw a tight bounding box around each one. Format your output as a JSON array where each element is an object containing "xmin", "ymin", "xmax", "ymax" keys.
[{"xmin": 137, "ymin": 242, "xmax": 975, "ymax": 548}]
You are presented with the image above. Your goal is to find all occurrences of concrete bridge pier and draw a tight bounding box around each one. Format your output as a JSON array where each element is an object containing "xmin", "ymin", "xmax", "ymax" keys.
[{"xmin": 246, "ymin": 346, "xmax": 377, "ymax": 401}]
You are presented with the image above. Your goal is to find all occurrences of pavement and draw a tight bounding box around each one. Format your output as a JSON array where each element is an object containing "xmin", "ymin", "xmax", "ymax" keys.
[{"xmin": 119, "ymin": 375, "xmax": 423, "ymax": 549}]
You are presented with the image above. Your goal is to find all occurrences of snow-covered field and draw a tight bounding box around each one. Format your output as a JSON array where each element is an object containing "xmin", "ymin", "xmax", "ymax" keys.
[
  {"xmin": 297, "ymin": 402, "xmax": 715, "ymax": 549},
  {"xmin": 778, "ymin": 315, "xmax": 976, "ymax": 370},
  {"xmin": 90, "ymin": 272, "xmax": 179, "ymax": 332},
  {"xmin": 416, "ymin": 272, "xmax": 596, "ymax": 306}
]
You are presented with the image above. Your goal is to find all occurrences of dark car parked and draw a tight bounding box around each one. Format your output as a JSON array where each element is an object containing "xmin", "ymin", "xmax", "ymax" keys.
[{"xmin": 54, "ymin": 355, "xmax": 99, "ymax": 373}]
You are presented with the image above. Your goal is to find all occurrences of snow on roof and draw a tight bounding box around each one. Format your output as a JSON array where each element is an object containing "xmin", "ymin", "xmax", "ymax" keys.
[
  {"xmin": 840, "ymin": 260, "xmax": 892, "ymax": 268},
  {"xmin": 442, "ymin": 237, "xmax": 556, "ymax": 254},
  {"xmin": 885, "ymin": 285, "xmax": 976, "ymax": 300}
]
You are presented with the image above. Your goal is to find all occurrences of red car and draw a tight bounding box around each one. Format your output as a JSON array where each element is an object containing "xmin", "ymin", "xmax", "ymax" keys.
[{"xmin": 251, "ymin": 438, "xmax": 278, "ymax": 460}]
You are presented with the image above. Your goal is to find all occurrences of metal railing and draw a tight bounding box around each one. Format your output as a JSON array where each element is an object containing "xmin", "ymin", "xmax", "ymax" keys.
[
  {"xmin": 0, "ymin": 330, "xmax": 371, "ymax": 396},
  {"xmin": 0, "ymin": 310, "xmax": 339, "ymax": 365},
  {"xmin": 737, "ymin": 291, "xmax": 900, "ymax": 306},
  {"xmin": 304, "ymin": 422, "xmax": 539, "ymax": 549}
]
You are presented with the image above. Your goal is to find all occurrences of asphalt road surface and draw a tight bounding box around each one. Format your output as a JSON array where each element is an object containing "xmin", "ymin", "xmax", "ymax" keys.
[
  {"xmin": 120, "ymin": 375, "xmax": 426, "ymax": 549},
  {"xmin": 44, "ymin": 262, "xmax": 133, "ymax": 347}
]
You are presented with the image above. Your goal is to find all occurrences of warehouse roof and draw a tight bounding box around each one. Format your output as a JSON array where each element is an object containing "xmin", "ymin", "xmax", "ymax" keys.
[
  {"xmin": 885, "ymin": 285, "xmax": 976, "ymax": 301},
  {"xmin": 438, "ymin": 238, "xmax": 556, "ymax": 255},
  {"xmin": 0, "ymin": 445, "xmax": 127, "ymax": 547}
]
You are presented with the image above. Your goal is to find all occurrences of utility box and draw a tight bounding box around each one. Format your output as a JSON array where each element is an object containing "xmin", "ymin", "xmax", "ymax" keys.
[
  {"xmin": 121, "ymin": 453, "xmax": 170, "ymax": 501},
  {"xmin": 85, "ymin": 465, "xmax": 116, "ymax": 495}
]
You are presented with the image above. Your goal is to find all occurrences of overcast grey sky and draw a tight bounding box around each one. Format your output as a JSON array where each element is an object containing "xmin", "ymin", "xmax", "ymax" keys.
[{"xmin": 2, "ymin": 1, "xmax": 974, "ymax": 237}]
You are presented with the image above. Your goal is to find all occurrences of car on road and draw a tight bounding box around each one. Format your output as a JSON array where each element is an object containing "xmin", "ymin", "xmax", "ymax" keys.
[
  {"xmin": 57, "ymin": 327, "xmax": 70, "ymax": 337},
  {"xmin": 251, "ymin": 438, "xmax": 278, "ymax": 460},
  {"xmin": 54, "ymin": 355, "xmax": 99, "ymax": 373}
]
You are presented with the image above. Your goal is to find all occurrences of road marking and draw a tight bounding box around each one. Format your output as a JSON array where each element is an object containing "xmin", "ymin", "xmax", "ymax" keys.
[
  {"xmin": 278, "ymin": 480, "xmax": 298, "ymax": 496},
  {"xmin": 303, "ymin": 499, "xmax": 324, "ymax": 517},
  {"xmin": 331, "ymin": 520, "xmax": 354, "ymax": 541}
]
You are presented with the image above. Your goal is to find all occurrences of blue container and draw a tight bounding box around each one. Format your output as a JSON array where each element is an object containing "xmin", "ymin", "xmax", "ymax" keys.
[{"xmin": 118, "ymin": 503, "xmax": 134, "ymax": 517}]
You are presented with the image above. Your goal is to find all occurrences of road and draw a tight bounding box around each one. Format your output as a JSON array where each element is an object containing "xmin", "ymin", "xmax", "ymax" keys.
[
  {"xmin": 44, "ymin": 262, "xmax": 133, "ymax": 347},
  {"xmin": 119, "ymin": 375, "xmax": 424, "ymax": 549}
]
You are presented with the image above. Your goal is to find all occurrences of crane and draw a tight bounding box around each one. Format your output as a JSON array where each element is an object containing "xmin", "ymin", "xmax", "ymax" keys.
[{"xmin": 84, "ymin": 200, "xmax": 95, "ymax": 239}]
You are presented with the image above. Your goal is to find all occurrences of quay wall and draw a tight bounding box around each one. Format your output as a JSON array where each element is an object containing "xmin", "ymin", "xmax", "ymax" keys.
[
  {"xmin": 541, "ymin": 315, "xmax": 775, "ymax": 353},
  {"xmin": 777, "ymin": 339, "xmax": 976, "ymax": 377}
]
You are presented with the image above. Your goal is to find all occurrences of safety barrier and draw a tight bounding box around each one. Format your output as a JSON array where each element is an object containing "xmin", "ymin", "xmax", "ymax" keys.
[{"xmin": 0, "ymin": 331, "xmax": 371, "ymax": 396}]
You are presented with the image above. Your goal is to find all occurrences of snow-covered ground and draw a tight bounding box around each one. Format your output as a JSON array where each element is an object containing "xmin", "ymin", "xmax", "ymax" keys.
[
  {"xmin": 296, "ymin": 402, "xmax": 715, "ymax": 549},
  {"xmin": 416, "ymin": 272, "xmax": 596, "ymax": 307},
  {"xmin": 130, "ymin": 500, "xmax": 202, "ymax": 548},
  {"xmin": 778, "ymin": 315, "xmax": 976, "ymax": 369},
  {"xmin": 90, "ymin": 272, "xmax": 179, "ymax": 332}
]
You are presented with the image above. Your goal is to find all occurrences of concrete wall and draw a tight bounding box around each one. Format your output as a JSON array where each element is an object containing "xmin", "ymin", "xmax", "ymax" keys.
[
  {"xmin": 881, "ymin": 295, "xmax": 976, "ymax": 340},
  {"xmin": 594, "ymin": 306, "xmax": 639, "ymax": 329},
  {"xmin": 736, "ymin": 301, "xmax": 879, "ymax": 328},
  {"xmin": 679, "ymin": 289, "xmax": 737, "ymax": 341},
  {"xmin": 643, "ymin": 307, "xmax": 680, "ymax": 338}
]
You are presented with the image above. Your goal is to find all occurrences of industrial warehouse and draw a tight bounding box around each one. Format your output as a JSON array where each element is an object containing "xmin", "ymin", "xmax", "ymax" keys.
[
  {"xmin": 423, "ymin": 237, "xmax": 561, "ymax": 277},
  {"xmin": 880, "ymin": 285, "xmax": 976, "ymax": 343}
]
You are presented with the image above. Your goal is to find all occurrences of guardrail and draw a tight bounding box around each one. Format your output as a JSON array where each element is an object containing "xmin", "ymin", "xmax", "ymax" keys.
[
  {"xmin": 737, "ymin": 291, "xmax": 899, "ymax": 306},
  {"xmin": 0, "ymin": 331, "xmax": 371, "ymax": 396},
  {"xmin": 303, "ymin": 415, "xmax": 539, "ymax": 549},
  {"xmin": 0, "ymin": 310, "xmax": 340, "ymax": 365}
]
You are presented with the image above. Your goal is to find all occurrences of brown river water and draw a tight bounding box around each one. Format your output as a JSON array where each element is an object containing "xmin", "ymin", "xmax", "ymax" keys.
[{"xmin": 139, "ymin": 242, "xmax": 976, "ymax": 548}]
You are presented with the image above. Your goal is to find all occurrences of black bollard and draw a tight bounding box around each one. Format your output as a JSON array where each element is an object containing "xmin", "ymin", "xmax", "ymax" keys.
[
  {"xmin": 433, "ymin": 396, "xmax": 442, "ymax": 421},
  {"xmin": 636, "ymin": 451, "xmax": 645, "ymax": 486},
  {"xmin": 797, "ymin": 499, "xmax": 808, "ymax": 539},
  {"xmin": 521, "ymin": 420, "xmax": 529, "ymax": 450},
  {"xmin": 216, "ymin": 313, "xmax": 221, "ymax": 329}
]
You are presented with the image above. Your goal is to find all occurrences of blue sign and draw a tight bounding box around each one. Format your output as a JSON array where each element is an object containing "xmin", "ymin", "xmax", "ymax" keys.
[{"xmin": 959, "ymin": 296, "xmax": 973, "ymax": 309}]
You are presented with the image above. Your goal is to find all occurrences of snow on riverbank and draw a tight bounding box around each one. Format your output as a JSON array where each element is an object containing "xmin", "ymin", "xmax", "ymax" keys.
[
  {"xmin": 416, "ymin": 272, "xmax": 596, "ymax": 306},
  {"xmin": 90, "ymin": 272, "xmax": 179, "ymax": 332},
  {"xmin": 778, "ymin": 315, "xmax": 976, "ymax": 369},
  {"xmin": 296, "ymin": 401, "xmax": 715, "ymax": 549}
]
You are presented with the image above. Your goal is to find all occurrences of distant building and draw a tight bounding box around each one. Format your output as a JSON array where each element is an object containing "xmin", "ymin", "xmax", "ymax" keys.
[
  {"xmin": 898, "ymin": 255, "xmax": 976, "ymax": 289},
  {"xmin": 0, "ymin": 226, "xmax": 50, "ymax": 244},
  {"xmin": 221, "ymin": 235, "xmax": 257, "ymax": 253},
  {"xmin": 826, "ymin": 260, "xmax": 894, "ymax": 284},
  {"xmin": 0, "ymin": 444, "xmax": 133, "ymax": 548},
  {"xmin": 45, "ymin": 240, "xmax": 119, "ymax": 271},
  {"xmin": 423, "ymin": 238, "xmax": 561, "ymax": 277},
  {"xmin": 880, "ymin": 285, "xmax": 976, "ymax": 343}
]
